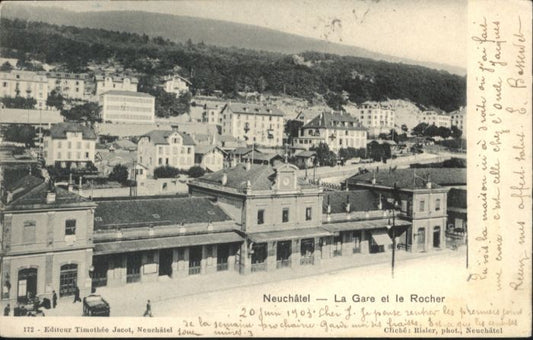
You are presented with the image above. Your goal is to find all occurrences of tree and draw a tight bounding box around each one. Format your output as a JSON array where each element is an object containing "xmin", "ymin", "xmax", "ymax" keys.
[
  {"xmin": 46, "ymin": 89, "xmax": 65, "ymax": 110},
  {"xmin": 108, "ymin": 164, "xmax": 129, "ymax": 184},
  {"xmin": 3, "ymin": 124, "xmax": 36, "ymax": 146},
  {"xmin": 2, "ymin": 164, "xmax": 42, "ymax": 188},
  {"xmin": 338, "ymin": 147, "xmax": 365, "ymax": 161},
  {"xmin": 324, "ymin": 91, "xmax": 347, "ymax": 111},
  {"xmin": 187, "ymin": 166, "xmax": 205, "ymax": 178},
  {"xmin": 424, "ymin": 124, "xmax": 440, "ymax": 137},
  {"xmin": 1, "ymin": 96, "xmax": 37, "ymax": 109},
  {"xmin": 0, "ymin": 61, "xmax": 13, "ymax": 71},
  {"xmin": 437, "ymin": 126, "xmax": 451, "ymax": 139},
  {"xmin": 284, "ymin": 119, "xmax": 304, "ymax": 144},
  {"xmin": 412, "ymin": 123, "xmax": 428, "ymax": 136},
  {"xmin": 451, "ymin": 125, "xmax": 463, "ymax": 139},
  {"xmin": 310, "ymin": 142, "xmax": 337, "ymax": 167},
  {"xmin": 154, "ymin": 165, "xmax": 181, "ymax": 179},
  {"xmin": 62, "ymin": 102, "xmax": 101, "ymax": 122}
]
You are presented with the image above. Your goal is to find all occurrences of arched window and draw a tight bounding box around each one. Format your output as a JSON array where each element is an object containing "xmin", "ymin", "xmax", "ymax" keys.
[{"xmin": 17, "ymin": 268, "xmax": 37, "ymax": 303}]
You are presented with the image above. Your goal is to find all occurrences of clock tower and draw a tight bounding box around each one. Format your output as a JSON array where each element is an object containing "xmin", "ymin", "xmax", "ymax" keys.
[{"xmin": 273, "ymin": 164, "xmax": 299, "ymax": 191}]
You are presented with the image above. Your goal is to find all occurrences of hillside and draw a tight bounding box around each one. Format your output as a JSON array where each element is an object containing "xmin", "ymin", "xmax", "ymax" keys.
[
  {"xmin": 0, "ymin": 3, "xmax": 465, "ymax": 76},
  {"xmin": 0, "ymin": 18, "xmax": 466, "ymax": 112}
]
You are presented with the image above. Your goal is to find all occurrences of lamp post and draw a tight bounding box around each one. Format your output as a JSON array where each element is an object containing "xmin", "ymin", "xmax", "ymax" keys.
[{"xmin": 386, "ymin": 201, "xmax": 400, "ymax": 278}]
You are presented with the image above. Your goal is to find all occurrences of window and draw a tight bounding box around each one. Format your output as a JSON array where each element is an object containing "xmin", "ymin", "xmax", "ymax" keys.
[
  {"xmin": 23, "ymin": 220, "xmax": 36, "ymax": 244},
  {"xmin": 305, "ymin": 207, "xmax": 312, "ymax": 221},
  {"xmin": 76, "ymin": 142, "xmax": 81, "ymax": 149},
  {"xmin": 65, "ymin": 219, "xmax": 76, "ymax": 235},
  {"xmin": 68, "ymin": 141, "xmax": 72, "ymax": 148},
  {"xmin": 158, "ymin": 158, "xmax": 163, "ymax": 165},
  {"xmin": 282, "ymin": 208, "xmax": 289, "ymax": 223},
  {"xmin": 85, "ymin": 152, "xmax": 89, "ymax": 159},
  {"xmin": 419, "ymin": 200, "xmax": 425, "ymax": 212},
  {"xmin": 435, "ymin": 198, "xmax": 441, "ymax": 211},
  {"xmin": 57, "ymin": 141, "xmax": 62, "ymax": 148},
  {"xmin": 257, "ymin": 209, "xmax": 265, "ymax": 225}
]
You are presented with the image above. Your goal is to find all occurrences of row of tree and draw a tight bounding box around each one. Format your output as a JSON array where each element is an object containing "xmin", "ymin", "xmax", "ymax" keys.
[
  {"xmin": 1, "ymin": 18, "xmax": 466, "ymax": 112},
  {"xmin": 412, "ymin": 123, "xmax": 462, "ymax": 139}
]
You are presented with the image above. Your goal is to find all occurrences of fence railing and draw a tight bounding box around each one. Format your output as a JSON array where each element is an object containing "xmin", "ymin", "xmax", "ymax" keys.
[
  {"xmin": 276, "ymin": 259, "xmax": 291, "ymax": 269},
  {"xmin": 300, "ymin": 256, "xmax": 314, "ymax": 265},
  {"xmin": 251, "ymin": 262, "xmax": 267, "ymax": 272},
  {"xmin": 216, "ymin": 263, "xmax": 229, "ymax": 271}
]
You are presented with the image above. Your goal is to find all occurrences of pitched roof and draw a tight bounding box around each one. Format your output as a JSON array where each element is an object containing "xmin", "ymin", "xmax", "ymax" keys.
[
  {"xmin": 95, "ymin": 74, "xmax": 139, "ymax": 83},
  {"xmin": 224, "ymin": 103, "xmax": 284, "ymax": 116},
  {"xmin": 348, "ymin": 168, "xmax": 466, "ymax": 190},
  {"xmin": 194, "ymin": 144, "xmax": 225, "ymax": 155},
  {"xmin": 242, "ymin": 153, "xmax": 283, "ymax": 162},
  {"xmin": 196, "ymin": 164, "xmax": 276, "ymax": 191},
  {"xmin": 303, "ymin": 111, "xmax": 366, "ymax": 131},
  {"xmin": 294, "ymin": 150, "xmax": 316, "ymax": 158},
  {"xmin": 94, "ymin": 197, "xmax": 231, "ymax": 230},
  {"xmin": 5, "ymin": 176, "xmax": 93, "ymax": 209},
  {"xmin": 48, "ymin": 122, "xmax": 97, "ymax": 140},
  {"xmin": 142, "ymin": 130, "xmax": 195, "ymax": 146},
  {"xmin": 323, "ymin": 190, "xmax": 380, "ymax": 213},
  {"xmin": 5, "ymin": 175, "xmax": 45, "ymax": 202},
  {"xmin": 97, "ymin": 122, "xmax": 172, "ymax": 137},
  {"xmin": 101, "ymin": 90, "xmax": 153, "ymax": 98},
  {"xmin": 0, "ymin": 108, "xmax": 63, "ymax": 125}
]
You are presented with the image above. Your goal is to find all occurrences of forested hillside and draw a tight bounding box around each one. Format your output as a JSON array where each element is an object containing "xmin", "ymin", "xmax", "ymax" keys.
[{"xmin": 0, "ymin": 18, "xmax": 466, "ymax": 112}]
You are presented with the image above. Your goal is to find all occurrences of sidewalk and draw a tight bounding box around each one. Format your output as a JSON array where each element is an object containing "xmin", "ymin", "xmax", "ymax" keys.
[{"xmin": 44, "ymin": 247, "xmax": 465, "ymax": 316}]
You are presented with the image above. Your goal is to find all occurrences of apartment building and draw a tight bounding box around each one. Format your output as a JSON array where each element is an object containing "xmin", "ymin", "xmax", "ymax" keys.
[
  {"xmin": 46, "ymin": 72, "xmax": 89, "ymax": 100},
  {"xmin": 95, "ymin": 74, "xmax": 138, "ymax": 96},
  {"xmin": 219, "ymin": 103, "xmax": 285, "ymax": 147},
  {"xmin": 293, "ymin": 111, "xmax": 367, "ymax": 153},
  {"xmin": 137, "ymin": 130, "xmax": 196, "ymax": 176},
  {"xmin": 43, "ymin": 122, "xmax": 97, "ymax": 167},
  {"xmin": 449, "ymin": 106, "xmax": 466, "ymax": 132},
  {"xmin": 0, "ymin": 70, "xmax": 48, "ymax": 109},
  {"xmin": 417, "ymin": 110, "xmax": 452, "ymax": 128},
  {"xmin": 353, "ymin": 101, "xmax": 395, "ymax": 137},
  {"xmin": 161, "ymin": 75, "xmax": 191, "ymax": 96},
  {"xmin": 100, "ymin": 91, "xmax": 155, "ymax": 124}
]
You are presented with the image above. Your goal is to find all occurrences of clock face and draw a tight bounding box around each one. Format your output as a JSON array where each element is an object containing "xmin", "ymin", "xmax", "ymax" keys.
[{"xmin": 282, "ymin": 177, "xmax": 290, "ymax": 186}]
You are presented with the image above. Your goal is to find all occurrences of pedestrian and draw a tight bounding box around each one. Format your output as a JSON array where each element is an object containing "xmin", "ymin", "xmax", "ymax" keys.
[
  {"xmin": 73, "ymin": 286, "xmax": 81, "ymax": 303},
  {"xmin": 3, "ymin": 303, "xmax": 10, "ymax": 316},
  {"xmin": 52, "ymin": 290, "xmax": 57, "ymax": 309},
  {"xmin": 143, "ymin": 299, "xmax": 153, "ymax": 317}
]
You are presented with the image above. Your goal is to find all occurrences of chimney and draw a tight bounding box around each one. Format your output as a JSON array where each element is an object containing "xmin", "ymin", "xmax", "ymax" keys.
[
  {"xmin": 426, "ymin": 174, "xmax": 432, "ymax": 189},
  {"xmin": 68, "ymin": 173, "xmax": 73, "ymax": 192},
  {"xmin": 246, "ymin": 160, "xmax": 251, "ymax": 171},
  {"xmin": 46, "ymin": 191, "xmax": 56, "ymax": 204},
  {"xmin": 345, "ymin": 194, "xmax": 351, "ymax": 213},
  {"xmin": 221, "ymin": 172, "xmax": 228, "ymax": 186},
  {"xmin": 326, "ymin": 195, "xmax": 331, "ymax": 221},
  {"xmin": 378, "ymin": 193, "xmax": 383, "ymax": 210},
  {"xmin": 371, "ymin": 173, "xmax": 376, "ymax": 185}
]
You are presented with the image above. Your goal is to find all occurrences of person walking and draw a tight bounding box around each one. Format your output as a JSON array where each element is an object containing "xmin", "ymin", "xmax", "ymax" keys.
[
  {"xmin": 143, "ymin": 300, "xmax": 153, "ymax": 317},
  {"xmin": 52, "ymin": 291, "xmax": 57, "ymax": 309},
  {"xmin": 3, "ymin": 303, "xmax": 10, "ymax": 316},
  {"xmin": 73, "ymin": 286, "xmax": 81, "ymax": 303}
]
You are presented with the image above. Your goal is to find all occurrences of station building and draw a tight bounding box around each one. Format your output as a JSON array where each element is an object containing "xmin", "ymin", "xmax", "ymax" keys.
[{"xmin": 1, "ymin": 164, "xmax": 460, "ymax": 306}]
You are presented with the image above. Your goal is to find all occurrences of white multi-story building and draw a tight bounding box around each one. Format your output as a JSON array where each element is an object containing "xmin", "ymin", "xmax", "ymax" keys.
[
  {"xmin": 293, "ymin": 111, "xmax": 367, "ymax": 153},
  {"xmin": 0, "ymin": 70, "xmax": 48, "ymax": 109},
  {"xmin": 43, "ymin": 122, "xmax": 97, "ymax": 167},
  {"xmin": 219, "ymin": 103, "xmax": 285, "ymax": 147},
  {"xmin": 417, "ymin": 110, "xmax": 452, "ymax": 128},
  {"xmin": 95, "ymin": 74, "xmax": 138, "ymax": 96},
  {"xmin": 162, "ymin": 75, "xmax": 191, "ymax": 96},
  {"xmin": 352, "ymin": 101, "xmax": 395, "ymax": 137},
  {"xmin": 46, "ymin": 72, "xmax": 89, "ymax": 100},
  {"xmin": 100, "ymin": 90, "xmax": 155, "ymax": 124},
  {"xmin": 137, "ymin": 130, "xmax": 196, "ymax": 176},
  {"xmin": 449, "ymin": 106, "xmax": 466, "ymax": 132}
]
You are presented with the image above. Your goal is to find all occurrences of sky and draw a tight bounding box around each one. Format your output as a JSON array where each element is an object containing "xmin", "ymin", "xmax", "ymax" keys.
[{"xmin": 18, "ymin": 0, "xmax": 467, "ymax": 68}]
